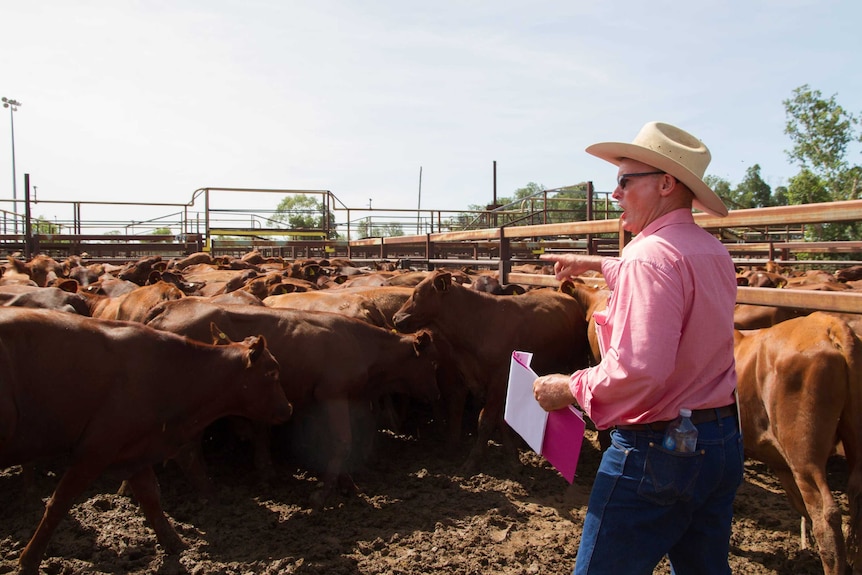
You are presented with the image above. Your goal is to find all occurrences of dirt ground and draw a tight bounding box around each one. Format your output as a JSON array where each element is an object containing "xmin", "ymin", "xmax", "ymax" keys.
[{"xmin": 0, "ymin": 421, "xmax": 841, "ymax": 575}]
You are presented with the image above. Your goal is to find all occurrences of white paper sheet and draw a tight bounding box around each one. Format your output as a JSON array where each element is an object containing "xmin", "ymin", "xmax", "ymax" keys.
[{"xmin": 503, "ymin": 350, "xmax": 548, "ymax": 454}]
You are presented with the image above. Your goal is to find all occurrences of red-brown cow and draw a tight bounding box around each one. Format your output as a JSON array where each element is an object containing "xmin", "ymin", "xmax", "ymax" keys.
[
  {"xmin": 86, "ymin": 280, "xmax": 185, "ymax": 322},
  {"xmin": 733, "ymin": 303, "xmax": 812, "ymax": 330},
  {"xmin": 115, "ymin": 255, "xmax": 166, "ymax": 285},
  {"xmin": 263, "ymin": 289, "xmax": 392, "ymax": 327},
  {"xmin": 0, "ymin": 307, "xmax": 291, "ymax": 575},
  {"xmin": 144, "ymin": 298, "xmax": 440, "ymax": 506},
  {"xmin": 0, "ymin": 284, "xmax": 90, "ymax": 315},
  {"xmin": 735, "ymin": 312, "xmax": 862, "ymax": 575},
  {"xmin": 558, "ymin": 280, "xmax": 610, "ymax": 366},
  {"xmin": 392, "ymin": 270, "xmax": 591, "ymax": 471}
]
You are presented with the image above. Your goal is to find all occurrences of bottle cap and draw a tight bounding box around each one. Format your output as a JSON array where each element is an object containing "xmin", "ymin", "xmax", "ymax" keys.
[{"xmin": 679, "ymin": 408, "xmax": 692, "ymax": 418}]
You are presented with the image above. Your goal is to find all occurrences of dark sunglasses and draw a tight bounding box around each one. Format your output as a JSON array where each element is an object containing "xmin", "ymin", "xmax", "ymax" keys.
[{"xmin": 617, "ymin": 171, "xmax": 665, "ymax": 190}]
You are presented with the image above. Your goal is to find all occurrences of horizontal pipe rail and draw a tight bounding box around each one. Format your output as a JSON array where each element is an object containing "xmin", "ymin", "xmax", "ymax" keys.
[{"xmin": 506, "ymin": 272, "xmax": 862, "ymax": 314}]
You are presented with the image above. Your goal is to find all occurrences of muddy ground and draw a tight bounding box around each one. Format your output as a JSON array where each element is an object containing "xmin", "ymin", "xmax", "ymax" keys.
[{"xmin": 0, "ymin": 421, "xmax": 840, "ymax": 575}]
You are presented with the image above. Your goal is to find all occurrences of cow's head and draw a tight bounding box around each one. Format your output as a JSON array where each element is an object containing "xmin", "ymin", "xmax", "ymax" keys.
[{"xmin": 392, "ymin": 271, "xmax": 451, "ymax": 332}]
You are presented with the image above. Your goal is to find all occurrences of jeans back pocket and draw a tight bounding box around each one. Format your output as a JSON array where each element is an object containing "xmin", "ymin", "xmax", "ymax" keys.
[{"xmin": 637, "ymin": 443, "xmax": 704, "ymax": 506}]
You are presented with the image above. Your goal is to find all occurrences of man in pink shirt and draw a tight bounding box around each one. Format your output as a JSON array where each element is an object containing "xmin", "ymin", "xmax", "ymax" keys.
[{"xmin": 533, "ymin": 121, "xmax": 742, "ymax": 575}]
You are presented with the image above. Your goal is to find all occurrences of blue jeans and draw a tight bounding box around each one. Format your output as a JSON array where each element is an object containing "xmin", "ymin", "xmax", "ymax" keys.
[{"xmin": 574, "ymin": 412, "xmax": 744, "ymax": 575}]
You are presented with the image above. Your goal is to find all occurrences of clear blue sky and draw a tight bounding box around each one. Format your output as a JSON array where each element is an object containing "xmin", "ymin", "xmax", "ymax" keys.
[{"xmin": 1, "ymin": 0, "xmax": 860, "ymax": 224}]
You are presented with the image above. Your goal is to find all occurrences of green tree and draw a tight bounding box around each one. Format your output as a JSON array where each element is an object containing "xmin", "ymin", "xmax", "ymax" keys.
[
  {"xmin": 545, "ymin": 184, "xmax": 595, "ymax": 224},
  {"xmin": 382, "ymin": 223, "xmax": 404, "ymax": 237},
  {"xmin": 783, "ymin": 84, "xmax": 862, "ymax": 252},
  {"xmin": 32, "ymin": 216, "xmax": 62, "ymax": 235},
  {"xmin": 513, "ymin": 182, "xmax": 544, "ymax": 201},
  {"xmin": 786, "ymin": 169, "xmax": 830, "ymax": 205},
  {"xmin": 704, "ymin": 175, "xmax": 735, "ymax": 208},
  {"xmin": 784, "ymin": 84, "xmax": 861, "ymax": 201},
  {"xmin": 151, "ymin": 227, "xmax": 173, "ymax": 242},
  {"xmin": 274, "ymin": 194, "xmax": 337, "ymax": 239},
  {"xmin": 773, "ymin": 185, "xmax": 789, "ymax": 206},
  {"xmin": 734, "ymin": 165, "xmax": 773, "ymax": 208}
]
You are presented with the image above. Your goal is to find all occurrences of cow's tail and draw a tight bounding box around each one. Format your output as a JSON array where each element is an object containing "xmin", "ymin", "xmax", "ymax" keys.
[{"xmin": 834, "ymin": 316, "xmax": 862, "ymax": 566}]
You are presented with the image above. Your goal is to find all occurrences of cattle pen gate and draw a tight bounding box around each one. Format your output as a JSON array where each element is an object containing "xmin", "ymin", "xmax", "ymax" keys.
[{"xmin": 3, "ymin": 181, "xmax": 862, "ymax": 315}]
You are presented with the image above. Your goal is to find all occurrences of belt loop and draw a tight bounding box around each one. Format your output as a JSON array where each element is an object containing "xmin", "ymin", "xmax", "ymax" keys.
[{"xmin": 714, "ymin": 407, "xmax": 724, "ymax": 429}]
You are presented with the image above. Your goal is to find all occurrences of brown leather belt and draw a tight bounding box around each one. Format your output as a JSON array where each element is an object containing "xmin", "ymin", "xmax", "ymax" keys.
[{"xmin": 615, "ymin": 404, "xmax": 738, "ymax": 432}]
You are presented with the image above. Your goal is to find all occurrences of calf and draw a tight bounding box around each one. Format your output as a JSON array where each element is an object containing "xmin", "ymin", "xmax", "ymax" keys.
[
  {"xmin": 0, "ymin": 307, "xmax": 291, "ymax": 575},
  {"xmin": 144, "ymin": 298, "xmax": 440, "ymax": 506},
  {"xmin": 392, "ymin": 271, "xmax": 591, "ymax": 471},
  {"xmin": 735, "ymin": 312, "xmax": 862, "ymax": 575}
]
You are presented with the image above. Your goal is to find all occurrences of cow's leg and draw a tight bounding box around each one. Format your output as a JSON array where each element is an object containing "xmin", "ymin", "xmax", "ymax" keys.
[
  {"xmin": 18, "ymin": 463, "xmax": 102, "ymax": 575},
  {"xmin": 788, "ymin": 464, "xmax": 846, "ymax": 575},
  {"xmin": 463, "ymin": 405, "xmax": 492, "ymax": 473},
  {"xmin": 310, "ymin": 398, "xmax": 352, "ymax": 509},
  {"xmin": 464, "ymin": 399, "xmax": 514, "ymax": 473},
  {"xmin": 125, "ymin": 466, "xmax": 186, "ymax": 554},
  {"xmin": 171, "ymin": 437, "xmax": 216, "ymax": 498},
  {"xmin": 244, "ymin": 420, "xmax": 275, "ymax": 482},
  {"xmin": 847, "ymin": 461, "xmax": 862, "ymax": 573},
  {"xmin": 839, "ymin": 422, "xmax": 862, "ymax": 572},
  {"xmin": 840, "ymin": 451, "xmax": 862, "ymax": 573},
  {"xmin": 441, "ymin": 377, "xmax": 467, "ymax": 446},
  {"xmin": 770, "ymin": 465, "xmax": 813, "ymax": 548}
]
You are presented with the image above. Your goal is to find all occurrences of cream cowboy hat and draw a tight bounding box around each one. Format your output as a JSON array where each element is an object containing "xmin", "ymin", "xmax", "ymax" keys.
[{"xmin": 586, "ymin": 121, "xmax": 728, "ymax": 217}]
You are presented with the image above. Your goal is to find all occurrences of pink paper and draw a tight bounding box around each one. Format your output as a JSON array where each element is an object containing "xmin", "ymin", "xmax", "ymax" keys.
[{"xmin": 541, "ymin": 405, "xmax": 586, "ymax": 484}]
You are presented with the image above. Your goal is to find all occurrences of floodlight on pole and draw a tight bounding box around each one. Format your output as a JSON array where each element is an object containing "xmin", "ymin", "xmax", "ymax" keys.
[{"xmin": 2, "ymin": 97, "xmax": 22, "ymax": 233}]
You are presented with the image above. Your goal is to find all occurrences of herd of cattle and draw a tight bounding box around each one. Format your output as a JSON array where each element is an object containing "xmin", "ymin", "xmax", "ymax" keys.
[{"xmin": 1, "ymin": 250, "xmax": 862, "ymax": 574}]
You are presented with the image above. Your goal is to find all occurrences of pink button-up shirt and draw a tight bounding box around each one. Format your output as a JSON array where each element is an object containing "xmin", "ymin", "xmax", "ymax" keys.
[{"xmin": 569, "ymin": 208, "xmax": 738, "ymax": 429}]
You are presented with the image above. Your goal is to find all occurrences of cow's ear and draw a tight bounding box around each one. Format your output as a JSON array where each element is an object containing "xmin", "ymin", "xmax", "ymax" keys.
[
  {"xmin": 246, "ymin": 335, "xmax": 267, "ymax": 363},
  {"xmin": 8, "ymin": 256, "xmax": 27, "ymax": 274},
  {"xmin": 433, "ymin": 272, "xmax": 452, "ymax": 292},
  {"xmin": 56, "ymin": 278, "xmax": 80, "ymax": 293},
  {"xmin": 210, "ymin": 322, "xmax": 233, "ymax": 346},
  {"xmin": 559, "ymin": 280, "xmax": 575, "ymax": 297},
  {"xmin": 413, "ymin": 330, "xmax": 433, "ymax": 354}
]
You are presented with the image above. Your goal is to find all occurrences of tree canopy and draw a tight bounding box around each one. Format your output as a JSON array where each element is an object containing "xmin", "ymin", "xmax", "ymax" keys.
[{"xmin": 273, "ymin": 194, "xmax": 338, "ymax": 239}]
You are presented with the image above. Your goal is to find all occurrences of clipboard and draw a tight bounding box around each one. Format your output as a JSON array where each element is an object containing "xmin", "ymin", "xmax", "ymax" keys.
[{"xmin": 504, "ymin": 350, "xmax": 586, "ymax": 483}]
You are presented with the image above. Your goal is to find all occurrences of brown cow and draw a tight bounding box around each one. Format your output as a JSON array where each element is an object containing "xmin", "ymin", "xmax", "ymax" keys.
[
  {"xmin": 87, "ymin": 280, "xmax": 185, "ymax": 322},
  {"xmin": 733, "ymin": 303, "xmax": 813, "ymax": 330},
  {"xmin": 18, "ymin": 255, "xmax": 66, "ymax": 287},
  {"xmin": 734, "ymin": 312, "xmax": 862, "ymax": 575},
  {"xmin": 741, "ymin": 270, "xmax": 788, "ymax": 288},
  {"xmin": 117, "ymin": 255, "xmax": 165, "ymax": 285},
  {"xmin": 392, "ymin": 271, "xmax": 591, "ymax": 471},
  {"xmin": 144, "ymin": 298, "xmax": 440, "ymax": 506},
  {"xmin": 837, "ymin": 265, "xmax": 862, "ymax": 283},
  {"xmin": 557, "ymin": 280, "xmax": 610, "ymax": 366},
  {"xmin": 0, "ymin": 284, "xmax": 91, "ymax": 316},
  {"xmin": 263, "ymin": 290, "xmax": 392, "ymax": 327},
  {"xmin": 0, "ymin": 307, "xmax": 291, "ymax": 575},
  {"xmin": 469, "ymin": 274, "xmax": 526, "ymax": 295}
]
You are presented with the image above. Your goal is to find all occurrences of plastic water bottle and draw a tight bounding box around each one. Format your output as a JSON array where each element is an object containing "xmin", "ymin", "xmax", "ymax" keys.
[{"xmin": 662, "ymin": 408, "xmax": 698, "ymax": 453}]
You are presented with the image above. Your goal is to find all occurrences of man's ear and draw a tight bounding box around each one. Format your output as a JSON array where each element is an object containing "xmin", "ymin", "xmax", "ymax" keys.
[{"xmin": 660, "ymin": 173, "xmax": 679, "ymax": 197}]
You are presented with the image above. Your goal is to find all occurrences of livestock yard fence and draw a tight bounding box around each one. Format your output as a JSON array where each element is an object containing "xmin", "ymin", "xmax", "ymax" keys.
[{"xmin": 3, "ymin": 180, "xmax": 862, "ymax": 314}]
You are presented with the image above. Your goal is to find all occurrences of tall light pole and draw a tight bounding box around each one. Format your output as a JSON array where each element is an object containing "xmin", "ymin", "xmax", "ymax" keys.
[{"xmin": 2, "ymin": 97, "xmax": 22, "ymax": 233}]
